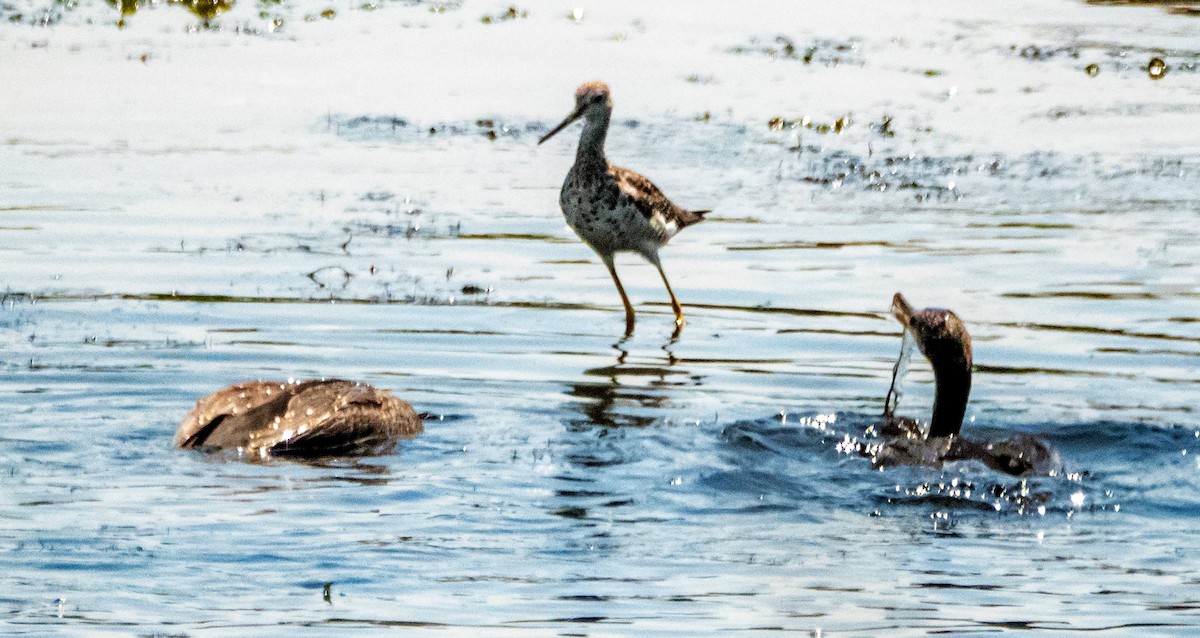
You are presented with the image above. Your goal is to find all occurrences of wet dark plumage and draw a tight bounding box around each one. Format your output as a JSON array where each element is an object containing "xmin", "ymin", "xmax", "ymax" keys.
[
  {"xmin": 876, "ymin": 293, "xmax": 1060, "ymax": 476},
  {"xmin": 175, "ymin": 379, "xmax": 423, "ymax": 458}
]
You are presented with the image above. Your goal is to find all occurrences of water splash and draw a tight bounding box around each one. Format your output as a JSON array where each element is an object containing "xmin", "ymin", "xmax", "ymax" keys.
[{"xmin": 883, "ymin": 329, "xmax": 918, "ymax": 424}]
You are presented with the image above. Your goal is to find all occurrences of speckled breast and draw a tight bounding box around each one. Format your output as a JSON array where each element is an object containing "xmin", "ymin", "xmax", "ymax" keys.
[{"xmin": 559, "ymin": 173, "xmax": 652, "ymax": 255}]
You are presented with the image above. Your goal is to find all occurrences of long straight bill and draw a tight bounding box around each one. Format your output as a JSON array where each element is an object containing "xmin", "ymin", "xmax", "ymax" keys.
[{"xmin": 538, "ymin": 109, "xmax": 582, "ymax": 145}]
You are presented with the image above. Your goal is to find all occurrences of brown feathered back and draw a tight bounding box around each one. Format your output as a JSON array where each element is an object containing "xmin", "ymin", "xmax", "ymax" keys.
[
  {"xmin": 611, "ymin": 164, "xmax": 708, "ymax": 231},
  {"xmin": 175, "ymin": 379, "xmax": 423, "ymax": 458}
]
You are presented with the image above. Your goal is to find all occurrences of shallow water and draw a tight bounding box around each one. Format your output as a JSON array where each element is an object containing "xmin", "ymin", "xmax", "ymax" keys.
[{"xmin": 2, "ymin": 0, "xmax": 1200, "ymax": 634}]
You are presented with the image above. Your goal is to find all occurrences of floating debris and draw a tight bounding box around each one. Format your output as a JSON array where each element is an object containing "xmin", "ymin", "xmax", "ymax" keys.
[
  {"xmin": 329, "ymin": 114, "xmax": 537, "ymax": 142},
  {"xmin": 1014, "ymin": 43, "xmax": 1079, "ymax": 61},
  {"xmin": 1085, "ymin": 63, "xmax": 1100, "ymax": 77},
  {"xmin": 1148, "ymin": 56, "xmax": 1167, "ymax": 79},
  {"xmin": 878, "ymin": 115, "xmax": 896, "ymax": 138},
  {"xmin": 320, "ymin": 8, "xmax": 335, "ymax": 19},
  {"xmin": 109, "ymin": 0, "xmax": 233, "ymax": 26},
  {"xmin": 481, "ymin": 5, "xmax": 526, "ymax": 23},
  {"xmin": 767, "ymin": 114, "xmax": 848, "ymax": 134},
  {"xmin": 729, "ymin": 35, "xmax": 863, "ymax": 66}
]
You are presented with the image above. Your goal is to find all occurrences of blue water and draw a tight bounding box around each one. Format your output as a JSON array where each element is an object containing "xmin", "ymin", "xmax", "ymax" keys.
[{"xmin": 3, "ymin": 0, "xmax": 1200, "ymax": 634}]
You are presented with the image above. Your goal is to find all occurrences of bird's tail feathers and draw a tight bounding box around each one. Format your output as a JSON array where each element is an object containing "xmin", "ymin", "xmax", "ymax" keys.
[{"xmin": 679, "ymin": 209, "xmax": 710, "ymax": 228}]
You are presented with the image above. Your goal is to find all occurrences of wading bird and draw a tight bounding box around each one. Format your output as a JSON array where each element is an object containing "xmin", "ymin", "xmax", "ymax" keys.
[{"xmin": 539, "ymin": 81, "xmax": 708, "ymax": 336}]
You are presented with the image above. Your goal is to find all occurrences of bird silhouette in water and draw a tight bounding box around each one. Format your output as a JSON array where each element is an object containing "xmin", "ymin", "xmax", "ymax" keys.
[
  {"xmin": 870, "ymin": 293, "xmax": 1060, "ymax": 476},
  {"xmin": 175, "ymin": 379, "xmax": 422, "ymax": 459},
  {"xmin": 539, "ymin": 81, "xmax": 708, "ymax": 337}
]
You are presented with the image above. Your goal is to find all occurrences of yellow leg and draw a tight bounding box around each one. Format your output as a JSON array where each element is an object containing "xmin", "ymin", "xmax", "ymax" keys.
[
  {"xmin": 601, "ymin": 254, "xmax": 636, "ymax": 336},
  {"xmin": 649, "ymin": 253, "xmax": 685, "ymax": 330}
]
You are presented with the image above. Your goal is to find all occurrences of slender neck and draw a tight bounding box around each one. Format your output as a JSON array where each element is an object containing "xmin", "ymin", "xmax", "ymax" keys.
[
  {"xmin": 929, "ymin": 363, "xmax": 971, "ymax": 437},
  {"xmin": 575, "ymin": 110, "xmax": 610, "ymax": 171}
]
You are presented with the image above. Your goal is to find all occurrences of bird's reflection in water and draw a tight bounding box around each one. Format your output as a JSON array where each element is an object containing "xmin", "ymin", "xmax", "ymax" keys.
[
  {"xmin": 212, "ymin": 458, "xmax": 395, "ymax": 499},
  {"xmin": 551, "ymin": 340, "xmax": 701, "ymax": 528},
  {"xmin": 565, "ymin": 340, "xmax": 698, "ymax": 431},
  {"xmin": 298, "ymin": 458, "xmax": 394, "ymax": 486}
]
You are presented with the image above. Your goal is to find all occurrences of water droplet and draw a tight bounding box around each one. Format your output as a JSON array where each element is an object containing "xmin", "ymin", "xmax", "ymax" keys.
[
  {"xmin": 1070, "ymin": 491, "xmax": 1085, "ymax": 508},
  {"xmin": 1148, "ymin": 57, "xmax": 1167, "ymax": 80},
  {"xmin": 1085, "ymin": 63, "xmax": 1099, "ymax": 77}
]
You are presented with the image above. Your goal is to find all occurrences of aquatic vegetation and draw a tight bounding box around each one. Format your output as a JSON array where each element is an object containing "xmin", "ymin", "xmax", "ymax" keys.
[
  {"xmin": 1008, "ymin": 41, "xmax": 1199, "ymax": 78},
  {"xmin": 768, "ymin": 114, "xmax": 850, "ymax": 134},
  {"xmin": 479, "ymin": 4, "xmax": 524, "ymax": 24},
  {"xmin": 326, "ymin": 113, "xmax": 542, "ymax": 142},
  {"xmin": 1013, "ymin": 43, "xmax": 1080, "ymax": 61},
  {"xmin": 781, "ymin": 147, "xmax": 993, "ymax": 198},
  {"xmin": 107, "ymin": 0, "xmax": 233, "ymax": 26},
  {"xmin": 0, "ymin": 0, "xmax": 457, "ymax": 29},
  {"xmin": 728, "ymin": 35, "xmax": 864, "ymax": 66}
]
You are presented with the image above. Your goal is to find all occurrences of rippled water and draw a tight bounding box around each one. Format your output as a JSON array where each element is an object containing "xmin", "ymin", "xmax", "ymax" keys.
[{"xmin": 2, "ymin": 0, "xmax": 1199, "ymax": 634}]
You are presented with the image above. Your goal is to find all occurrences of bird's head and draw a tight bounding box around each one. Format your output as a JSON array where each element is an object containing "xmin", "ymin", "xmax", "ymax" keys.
[
  {"xmin": 891, "ymin": 292, "xmax": 972, "ymax": 381},
  {"xmin": 538, "ymin": 81, "xmax": 613, "ymax": 145}
]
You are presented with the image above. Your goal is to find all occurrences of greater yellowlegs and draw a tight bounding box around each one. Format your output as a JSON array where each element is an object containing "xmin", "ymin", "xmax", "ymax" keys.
[
  {"xmin": 175, "ymin": 379, "xmax": 422, "ymax": 458},
  {"xmin": 539, "ymin": 81, "xmax": 708, "ymax": 336}
]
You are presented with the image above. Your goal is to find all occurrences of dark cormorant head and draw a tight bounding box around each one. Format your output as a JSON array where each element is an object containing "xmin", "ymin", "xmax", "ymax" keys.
[{"xmin": 891, "ymin": 293, "xmax": 973, "ymax": 438}]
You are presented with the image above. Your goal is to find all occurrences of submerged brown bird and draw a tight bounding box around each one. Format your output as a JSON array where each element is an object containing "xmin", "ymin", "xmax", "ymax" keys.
[
  {"xmin": 175, "ymin": 379, "xmax": 423, "ymax": 459},
  {"xmin": 872, "ymin": 293, "xmax": 1060, "ymax": 476},
  {"xmin": 539, "ymin": 81, "xmax": 708, "ymax": 336}
]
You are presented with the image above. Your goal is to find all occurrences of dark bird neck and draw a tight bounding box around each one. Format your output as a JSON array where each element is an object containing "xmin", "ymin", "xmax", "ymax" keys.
[{"xmin": 930, "ymin": 363, "xmax": 971, "ymax": 438}]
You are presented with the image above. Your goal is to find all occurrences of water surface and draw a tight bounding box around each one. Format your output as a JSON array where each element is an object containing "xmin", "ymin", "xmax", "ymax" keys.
[{"xmin": 2, "ymin": 0, "xmax": 1199, "ymax": 634}]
